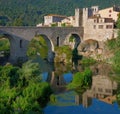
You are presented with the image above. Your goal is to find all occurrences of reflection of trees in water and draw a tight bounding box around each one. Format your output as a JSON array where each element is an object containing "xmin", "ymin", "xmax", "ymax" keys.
[
  {"xmin": 45, "ymin": 62, "xmax": 116, "ymax": 94},
  {"xmin": 45, "ymin": 62, "xmax": 118, "ymax": 107},
  {"xmin": 74, "ymin": 64, "xmax": 118, "ymax": 108},
  {"xmin": 38, "ymin": 58, "xmax": 120, "ymax": 107},
  {"xmin": 39, "ymin": 58, "xmax": 118, "ymax": 105},
  {"xmin": 54, "ymin": 63, "xmax": 72, "ymax": 75}
]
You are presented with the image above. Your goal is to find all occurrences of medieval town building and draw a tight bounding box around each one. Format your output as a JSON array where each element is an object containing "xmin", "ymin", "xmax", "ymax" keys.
[{"xmin": 36, "ymin": 5, "xmax": 120, "ymax": 41}]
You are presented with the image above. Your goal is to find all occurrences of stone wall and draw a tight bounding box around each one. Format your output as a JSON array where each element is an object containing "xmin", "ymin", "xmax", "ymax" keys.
[{"xmin": 83, "ymin": 18, "xmax": 114, "ymax": 41}]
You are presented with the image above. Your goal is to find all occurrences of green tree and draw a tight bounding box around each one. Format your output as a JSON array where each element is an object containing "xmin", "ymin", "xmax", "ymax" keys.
[
  {"xmin": 13, "ymin": 18, "xmax": 24, "ymax": 26},
  {"xmin": 116, "ymin": 13, "xmax": 120, "ymax": 29},
  {"xmin": 107, "ymin": 12, "xmax": 120, "ymax": 71},
  {"xmin": 0, "ymin": 38, "xmax": 10, "ymax": 55},
  {"xmin": 112, "ymin": 14, "xmax": 120, "ymax": 71},
  {"xmin": 67, "ymin": 68, "xmax": 92, "ymax": 91},
  {"xmin": 0, "ymin": 61, "xmax": 52, "ymax": 113},
  {"xmin": 19, "ymin": 60, "xmax": 41, "ymax": 80},
  {"xmin": 27, "ymin": 36, "xmax": 48, "ymax": 59}
]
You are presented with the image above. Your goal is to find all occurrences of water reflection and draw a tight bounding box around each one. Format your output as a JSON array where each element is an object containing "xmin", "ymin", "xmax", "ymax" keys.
[
  {"xmin": 75, "ymin": 75, "xmax": 117, "ymax": 107},
  {"xmin": 43, "ymin": 62, "xmax": 120, "ymax": 114}
]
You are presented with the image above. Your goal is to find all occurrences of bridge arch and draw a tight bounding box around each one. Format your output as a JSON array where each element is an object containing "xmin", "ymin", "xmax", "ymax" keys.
[
  {"xmin": 0, "ymin": 26, "xmax": 84, "ymax": 64},
  {"xmin": 38, "ymin": 34, "xmax": 54, "ymax": 52},
  {"xmin": 64, "ymin": 33, "xmax": 82, "ymax": 49},
  {"xmin": 29, "ymin": 34, "xmax": 55, "ymax": 62},
  {"xmin": 0, "ymin": 31, "xmax": 17, "ymax": 64}
]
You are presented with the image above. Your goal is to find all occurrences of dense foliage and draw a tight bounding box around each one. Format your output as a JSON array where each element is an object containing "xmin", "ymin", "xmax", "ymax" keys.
[
  {"xmin": 80, "ymin": 57, "xmax": 96, "ymax": 66},
  {"xmin": 67, "ymin": 68, "xmax": 92, "ymax": 92},
  {"xmin": 0, "ymin": 38, "xmax": 9, "ymax": 51},
  {"xmin": 0, "ymin": 61, "xmax": 52, "ymax": 114},
  {"xmin": 0, "ymin": 38, "xmax": 10, "ymax": 57},
  {"xmin": 55, "ymin": 45, "xmax": 72, "ymax": 63},
  {"xmin": 107, "ymin": 13, "xmax": 120, "ymax": 71},
  {"xmin": 0, "ymin": 0, "xmax": 120, "ymax": 26},
  {"xmin": 107, "ymin": 13, "xmax": 120, "ymax": 107},
  {"xmin": 27, "ymin": 36, "xmax": 48, "ymax": 59}
]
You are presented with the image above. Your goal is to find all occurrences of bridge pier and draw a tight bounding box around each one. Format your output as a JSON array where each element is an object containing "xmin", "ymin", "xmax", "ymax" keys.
[{"xmin": 9, "ymin": 37, "xmax": 29, "ymax": 64}]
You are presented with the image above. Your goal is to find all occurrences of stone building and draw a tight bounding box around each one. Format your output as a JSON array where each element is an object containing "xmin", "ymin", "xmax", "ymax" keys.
[
  {"xmin": 61, "ymin": 16, "xmax": 75, "ymax": 27},
  {"xmin": 83, "ymin": 12, "xmax": 114, "ymax": 41},
  {"xmin": 76, "ymin": 6, "xmax": 115, "ymax": 41},
  {"xmin": 42, "ymin": 5, "xmax": 120, "ymax": 41},
  {"xmin": 44, "ymin": 14, "xmax": 66, "ymax": 26}
]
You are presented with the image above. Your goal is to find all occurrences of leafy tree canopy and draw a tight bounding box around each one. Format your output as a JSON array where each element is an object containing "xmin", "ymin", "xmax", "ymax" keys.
[{"xmin": 0, "ymin": 61, "xmax": 52, "ymax": 113}]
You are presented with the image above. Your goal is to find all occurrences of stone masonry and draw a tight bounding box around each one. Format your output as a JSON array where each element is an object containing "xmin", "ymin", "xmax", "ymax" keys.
[{"xmin": 0, "ymin": 26, "xmax": 83, "ymax": 63}]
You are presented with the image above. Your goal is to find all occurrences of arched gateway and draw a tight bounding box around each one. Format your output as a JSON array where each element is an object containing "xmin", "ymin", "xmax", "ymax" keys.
[{"xmin": 0, "ymin": 26, "xmax": 83, "ymax": 64}]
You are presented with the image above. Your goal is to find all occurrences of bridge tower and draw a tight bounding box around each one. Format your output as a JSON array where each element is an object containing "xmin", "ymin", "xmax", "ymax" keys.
[{"xmin": 74, "ymin": 8, "xmax": 83, "ymax": 27}]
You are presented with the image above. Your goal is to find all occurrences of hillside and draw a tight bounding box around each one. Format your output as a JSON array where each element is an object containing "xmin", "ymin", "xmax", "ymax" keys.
[{"xmin": 0, "ymin": 0, "xmax": 120, "ymax": 26}]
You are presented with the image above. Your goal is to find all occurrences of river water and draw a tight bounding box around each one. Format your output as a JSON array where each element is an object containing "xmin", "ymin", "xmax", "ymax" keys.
[{"xmin": 39, "ymin": 60, "xmax": 120, "ymax": 114}]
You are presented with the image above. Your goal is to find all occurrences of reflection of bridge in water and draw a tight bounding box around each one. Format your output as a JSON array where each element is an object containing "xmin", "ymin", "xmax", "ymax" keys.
[
  {"xmin": 43, "ymin": 63, "xmax": 73, "ymax": 93},
  {"xmin": 42, "ymin": 62, "xmax": 118, "ymax": 106}
]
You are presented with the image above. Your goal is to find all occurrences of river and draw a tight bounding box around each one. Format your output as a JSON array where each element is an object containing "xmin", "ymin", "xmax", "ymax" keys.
[{"xmin": 39, "ymin": 61, "xmax": 120, "ymax": 114}]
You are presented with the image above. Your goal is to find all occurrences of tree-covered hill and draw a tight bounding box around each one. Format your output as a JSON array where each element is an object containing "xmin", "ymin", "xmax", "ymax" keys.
[{"xmin": 0, "ymin": 0, "xmax": 120, "ymax": 26}]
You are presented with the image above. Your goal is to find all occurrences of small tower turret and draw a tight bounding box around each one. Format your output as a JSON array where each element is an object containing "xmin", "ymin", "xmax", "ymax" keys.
[{"xmin": 91, "ymin": 6, "xmax": 99, "ymax": 15}]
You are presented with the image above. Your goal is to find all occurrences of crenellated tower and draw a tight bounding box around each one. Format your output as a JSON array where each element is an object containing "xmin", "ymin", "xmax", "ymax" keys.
[{"xmin": 82, "ymin": 7, "xmax": 93, "ymax": 27}]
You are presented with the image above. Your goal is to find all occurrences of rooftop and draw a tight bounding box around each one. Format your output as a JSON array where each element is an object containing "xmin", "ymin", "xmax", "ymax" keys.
[
  {"xmin": 45, "ymin": 14, "xmax": 67, "ymax": 18},
  {"xmin": 99, "ymin": 5, "xmax": 120, "ymax": 12}
]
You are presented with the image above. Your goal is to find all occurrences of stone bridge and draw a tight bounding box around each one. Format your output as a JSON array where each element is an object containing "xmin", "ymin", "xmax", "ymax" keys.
[{"xmin": 0, "ymin": 26, "xmax": 83, "ymax": 63}]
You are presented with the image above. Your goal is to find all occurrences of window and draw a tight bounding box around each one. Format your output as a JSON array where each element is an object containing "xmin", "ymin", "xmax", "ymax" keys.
[
  {"xmin": 106, "ymin": 25, "xmax": 113, "ymax": 29},
  {"xmin": 105, "ymin": 89, "xmax": 111, "ymax": 93},
  {"xmin": 20, "ymin": 40, "xmax": 22, "ymax": 48},
  {"xmin": 94, "ymin": 19, "xmax": 96, "ymax": 23},
  {"xmin": 93, "ymin": 25, "xmax": 96, "ymax": 29},
  {"xmin": 98, "ymin": 25, "xmax": 104, "ymax": 29},
  {"xmin": 94, "ymin": 8, "xmax": 96, "ymax": 12},
  {"xmin": 109, "ymin": 14, "xmax": 111, "ymax": 17},
  {"xmin": 97, "ymin": 18, "xmax": 99, "ymax": 23},
  {"xmin": 57, "ymin": 37, "xmax": 59, "ymax": 46},
  {"xmin": 109, "ymin": 10, "xmax": 112, "ymax": 13}
]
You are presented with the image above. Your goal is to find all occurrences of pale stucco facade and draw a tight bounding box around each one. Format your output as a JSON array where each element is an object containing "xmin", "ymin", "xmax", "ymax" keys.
[
  {"xmin": 61, "ymin": 16, "xmax": 75, "ymax": 27},
  {"xmin": 98, "ymin": 6, "xmax": 120, "ymax": 22}
]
